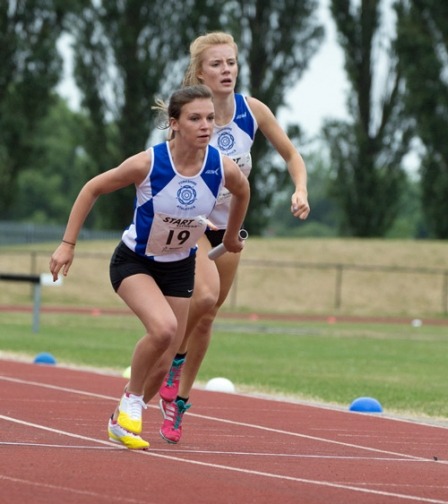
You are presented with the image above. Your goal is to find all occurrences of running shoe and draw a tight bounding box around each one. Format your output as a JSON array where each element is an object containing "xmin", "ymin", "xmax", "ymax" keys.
[
  {"xmin": 159, "ymin": 357, "xmax": 186, "ymax": 402},
  {"xmin": 117, "ymin": 392, "xmax": 147, "ymax": 434},
  {"xmin": 159, "ymin": 398, "xmax": 191, "ymax": 444},
  {"xmin": 108, "ymin": 417, "xmax": 149, "ymax": 450}
]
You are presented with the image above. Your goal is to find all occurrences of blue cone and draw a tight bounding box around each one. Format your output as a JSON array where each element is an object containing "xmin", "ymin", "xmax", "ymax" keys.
[
  {"xmin": 349, "ymin": 396, "xmax": 383, "ymax": 413},
  {"xmin": 34, "ymin": 352, "xmax": 57, "ymax": 365}
]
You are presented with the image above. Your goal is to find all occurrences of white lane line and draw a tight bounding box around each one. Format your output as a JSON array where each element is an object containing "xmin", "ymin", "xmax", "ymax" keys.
[
  {"xmin": 0, "ymin": 441, "xmax": 433, "ymax": 462},
  {"xmin": 147, "ymin": 449, "xmax": 438, "ymax": 462},
  {"xmin": 0, "ymin": 442, "xmax": 118, "ymax": 449},
  {"xmin": 1, "ymin": 414, "xmax": 447, "ymax": 504},
  {"xmin": 0, "ymin": 375, "xmax": 115, "ymax": 400},
  {"xmin": 0, "ymin": 474, "xmax": 153, "ymax": 504},
  {"xmin": 0, "ymin": 375, "xmax": 446, "ymax": 464}
]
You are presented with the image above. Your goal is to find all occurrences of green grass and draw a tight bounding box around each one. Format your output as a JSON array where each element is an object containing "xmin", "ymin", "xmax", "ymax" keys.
[
  {"xmin": 206, "ymin": 321, "xmax": 448, "ymax": 419},
  {"xmin": 1, "ymin": 312, "xmax": 448, "ymax": 421},
  {"xmin": 0, "ymin": 313, "xmax": 141, "ymax": 369}
]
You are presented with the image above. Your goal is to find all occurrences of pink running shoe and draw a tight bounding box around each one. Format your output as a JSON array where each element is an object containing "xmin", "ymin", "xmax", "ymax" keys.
[
  {"xmin": 159, "ymin": 357, "xmax": 186, "ymax": 402},
  {"xmin": 159, "ymin": 398, "xmax": 191, "ymax": 444}
]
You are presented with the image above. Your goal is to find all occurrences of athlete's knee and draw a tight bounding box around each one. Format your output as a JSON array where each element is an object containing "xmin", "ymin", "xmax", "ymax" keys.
[{"xmin": 192, "ymin": 285, "xmax": 219, "ymax": 313}]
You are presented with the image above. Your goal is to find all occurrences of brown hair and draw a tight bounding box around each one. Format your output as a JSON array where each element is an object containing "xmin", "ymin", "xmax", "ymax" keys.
[
  {"xmin": 183, "ymin": 32, "xmax": 238, "ymax": 86},
  {"xmin": 153, "ymin": 84, "xmax": 213, "ymax": 137}
]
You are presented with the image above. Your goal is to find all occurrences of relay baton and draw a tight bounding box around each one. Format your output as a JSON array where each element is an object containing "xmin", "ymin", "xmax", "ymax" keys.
[{"xmin": 208, "ymin": 229, "xmax": 249, "ymax": 261}]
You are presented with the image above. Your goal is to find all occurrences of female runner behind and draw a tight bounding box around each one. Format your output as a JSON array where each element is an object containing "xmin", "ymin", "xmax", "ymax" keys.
[
  {"xmin": 49, "ymin": 84, "xmax": 250, "ymax": 450},
  {"xmin": 158, "ymin": 32, "xmax": 310, "ymax": 444}
]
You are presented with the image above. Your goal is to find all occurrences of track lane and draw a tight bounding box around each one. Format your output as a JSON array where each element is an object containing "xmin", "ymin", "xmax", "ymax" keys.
[{"xmin": 1, "ymin": 359, "xmax": 448, "ymax": 504}]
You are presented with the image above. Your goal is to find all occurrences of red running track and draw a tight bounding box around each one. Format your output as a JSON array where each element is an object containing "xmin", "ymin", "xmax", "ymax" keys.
[{"xmin": 1, "ymin": 358, "xmax": 448, "ymax": 504}]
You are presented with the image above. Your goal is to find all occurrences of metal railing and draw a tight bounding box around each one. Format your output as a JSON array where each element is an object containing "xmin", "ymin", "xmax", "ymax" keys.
[
  {"xmin": 235, "ymin": 259, "xmax": 448, "ymax": 315},
  {"xmin": 1, "ymin": 249, "xmax": 447, "ymax": 317}
]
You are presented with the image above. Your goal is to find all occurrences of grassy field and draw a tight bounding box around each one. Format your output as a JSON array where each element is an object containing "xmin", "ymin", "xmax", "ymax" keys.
[
  {"xmin": 1, "ymin": 237, "xmax": 448, "ymax": 318},
  {"xmin": 1, "ymin": 310, "xmax": 448, "ymax": 421},
  {"xmin": 1, "ymin": 238, "xmax": 448, "ymax": 421}
]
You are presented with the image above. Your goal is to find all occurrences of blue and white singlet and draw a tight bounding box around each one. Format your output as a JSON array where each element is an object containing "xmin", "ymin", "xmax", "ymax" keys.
[
  {"xmin": 122, "ymin": 142, "xmax": 224, "ymax": 262},
  {"xmin": 208, "ymin": 93, "xmax": 258, "ymax": 229}
]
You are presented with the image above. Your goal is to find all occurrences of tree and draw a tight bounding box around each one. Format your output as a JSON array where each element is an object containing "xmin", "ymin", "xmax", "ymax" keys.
[
  {"xmin": 267, "ymin": 148, "xmax": 340, "ymax": 237},
  {"xmin": 385, "ymin": 171, "xmax": 425, "ymax": 238},
  {"xmin": 395, "ymin": 0, "xmax": 448, "ymax": 238},
  {"xmin": 227, "ymin": 0, "xmax": 324, "ymax": 234},
  {"xmin": 11, "ymin": 97, "xmax": 92, "ymax": 224},
  {"xmin": 0, "ymin": 0, "xmax": 81, "ymax": 218},
  {"xmin": 323, "ymin": 0, "xmax": 413, "ymax": 237}
]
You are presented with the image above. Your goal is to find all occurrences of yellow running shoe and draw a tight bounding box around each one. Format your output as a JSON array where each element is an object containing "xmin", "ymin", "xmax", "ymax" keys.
[
  {"xmin": 117, "ymin": 392, "xmax": 147, "ymax": 434},
  {"xmin": 108, "ymin": 418, "xmax": 149, "ymax": 450}
]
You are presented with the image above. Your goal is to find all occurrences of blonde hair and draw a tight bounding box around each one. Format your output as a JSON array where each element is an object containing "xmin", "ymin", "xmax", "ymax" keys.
[{"xmin": 183, "ymin": 32, "xmax": 238, "ymax": 86}]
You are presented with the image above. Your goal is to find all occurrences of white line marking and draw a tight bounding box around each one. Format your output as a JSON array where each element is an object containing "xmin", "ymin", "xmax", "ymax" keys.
[
  {"xmin": 1, "ymin": 414, "xmax": 447, "ymax": 504},
  {"xmin": 148, "ymin": 448, "xmax": 438, "ymax": 462},
  {"xmin": 182, "ymin": 411, "xmax": 447, "ymax": 463},
  {"xmin": 0, "ymin": 442, "xmax": 118, "ymax": 450},
  {"xmin": 0, "ymin": 474, "xmax": 151, "ymax": 504},
  {"xmin": 0, "ymin": 375, "xmax": 115, "ymax": 400},
  {"xmin": 1, "ymin": 375, "xmax": 445, "ymax": 464},
  {"xmin": 0, "ymin": 442, "xmax": 432, "ymax": 462}
]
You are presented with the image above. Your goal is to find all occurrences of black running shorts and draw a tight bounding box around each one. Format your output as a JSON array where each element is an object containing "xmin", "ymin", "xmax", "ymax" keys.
[
  {"xmin": 109, "ymin": 241, "xmax": 195, "ymax": 298},
  {"xmin": 204, "ymin": 228, "xmax": 225, "ymax": 248}
]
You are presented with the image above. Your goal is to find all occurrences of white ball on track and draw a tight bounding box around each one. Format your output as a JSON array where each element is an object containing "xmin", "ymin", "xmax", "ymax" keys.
[{"xmin": 205, "ymin": 377, "xmax": 235, "ymax": 393}]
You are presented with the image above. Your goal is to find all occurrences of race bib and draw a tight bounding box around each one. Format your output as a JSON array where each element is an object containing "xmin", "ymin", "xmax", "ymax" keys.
[
  {"xmin": 217, "ymin": 152, "xmax": 251, "ymax": 205},
  {"xmin": 145, "ymin": 213, "xmax": 207, "ymax": 256}
]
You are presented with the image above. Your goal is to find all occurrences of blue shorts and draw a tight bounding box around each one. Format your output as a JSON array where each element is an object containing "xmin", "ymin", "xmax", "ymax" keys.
[{"xmin": 109, "ymin": 241, "xmax": 195, "ymax": 298}]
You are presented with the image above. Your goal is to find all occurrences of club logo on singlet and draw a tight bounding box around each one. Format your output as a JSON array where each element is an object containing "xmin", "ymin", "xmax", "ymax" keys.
[
  {"xmin": 177, "ymin": 181, "xmax": 197, "ymax": 208},
  {"xmin": 217, "ymin": 129, "xmax": 235, "ymax": 153}
]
